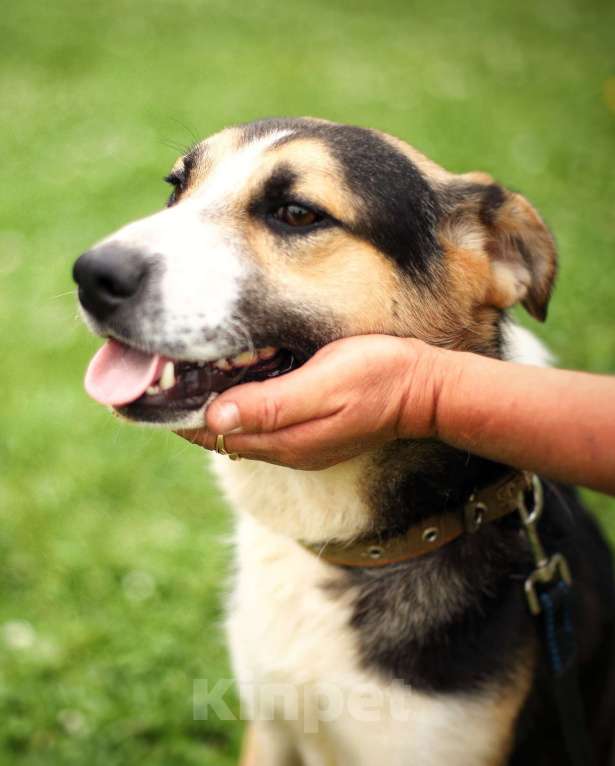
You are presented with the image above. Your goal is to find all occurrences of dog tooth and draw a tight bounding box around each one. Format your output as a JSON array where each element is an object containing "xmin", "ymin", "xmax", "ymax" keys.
[
  {"xmin": 213, "ymin": 358, "xmax": 232, "ymax": 371},
  {"xmin": 231, "ymin": 351, "xmax": 258, "ymax": 367},
  {"xmin": 159, "ymin": 361, "xmax": 176, "ymax": 391},
  {"xmin": 146, "ymin": 385, "xmax": 160, "ymax": 396},
  {"xmin": 258, "ymin": 346, "xmax": 277, "ymax": 360}
]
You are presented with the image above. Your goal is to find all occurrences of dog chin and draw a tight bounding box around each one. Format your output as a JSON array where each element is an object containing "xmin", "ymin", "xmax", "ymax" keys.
[{"xmin": 113, "ymin": 394, "xmax": 216, "ymax": 431}]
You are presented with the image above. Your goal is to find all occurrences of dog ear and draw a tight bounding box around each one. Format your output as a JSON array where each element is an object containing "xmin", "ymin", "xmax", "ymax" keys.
[{"xmin": 442, "ymin": 173, "xmax": 557, "ymax": 321}]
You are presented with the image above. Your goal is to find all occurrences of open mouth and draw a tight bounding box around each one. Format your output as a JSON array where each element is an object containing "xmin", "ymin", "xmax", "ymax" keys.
[{"xmin": 84, "ymin": 339, "xmax": 300, "ymax": 422}]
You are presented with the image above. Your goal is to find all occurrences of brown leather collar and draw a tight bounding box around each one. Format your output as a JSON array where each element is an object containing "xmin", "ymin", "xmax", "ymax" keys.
[{"xmin": 300, "ymin": 471, "xmax": 532, "ymax": 568}]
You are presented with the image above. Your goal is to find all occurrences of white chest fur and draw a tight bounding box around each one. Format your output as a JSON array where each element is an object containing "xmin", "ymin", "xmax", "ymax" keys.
[
  {"xmin": 213, "ymin": 452, "xmax": 375, "ymax": 544},
  {"xmin": 218, "ymin": 512, "xmax": 514, "ymax": 766}
]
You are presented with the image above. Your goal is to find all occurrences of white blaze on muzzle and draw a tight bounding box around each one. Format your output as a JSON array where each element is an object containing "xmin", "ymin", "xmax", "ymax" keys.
[{"xmin": 102, "ymin": 203, "xmax": 245, "ymax": 338}]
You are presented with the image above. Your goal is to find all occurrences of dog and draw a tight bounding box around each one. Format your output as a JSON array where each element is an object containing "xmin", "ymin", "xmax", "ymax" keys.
[{"xmin": 73, "ymin": 118, "xmax": 615, "ymax": 765}]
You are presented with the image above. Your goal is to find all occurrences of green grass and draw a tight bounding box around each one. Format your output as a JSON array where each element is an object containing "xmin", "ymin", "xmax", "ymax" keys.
[{"xmin": 1, "ymin": 0, "xmax": 614, "ymax": 762}]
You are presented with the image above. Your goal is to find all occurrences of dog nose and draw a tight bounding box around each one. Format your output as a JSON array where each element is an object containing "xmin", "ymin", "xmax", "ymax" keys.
[{"xmin": 73, "ymin": 244, "xmax": 148, "ymax": 321}]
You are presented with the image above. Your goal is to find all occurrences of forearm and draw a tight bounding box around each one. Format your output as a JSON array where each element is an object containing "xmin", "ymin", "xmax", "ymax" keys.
[{"xmin": 409, "ymin": 348, "xmax": 615, "ymax": 495}]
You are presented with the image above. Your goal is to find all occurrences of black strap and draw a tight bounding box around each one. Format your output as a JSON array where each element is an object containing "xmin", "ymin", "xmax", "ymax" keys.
[{"xmin": 537, "ymin": 580, "xmax": 595, "ymax": 766}]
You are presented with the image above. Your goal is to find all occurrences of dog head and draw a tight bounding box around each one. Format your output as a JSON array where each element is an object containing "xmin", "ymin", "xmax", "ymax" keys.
[{"xmin": 74, "ymin": 117, "xmax": 556, "ymax": 428}]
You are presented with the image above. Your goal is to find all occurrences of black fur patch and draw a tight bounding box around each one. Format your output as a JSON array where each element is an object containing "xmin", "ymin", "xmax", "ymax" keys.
[
  {"xmin": 341, "ymin": 467, "xmax": 615, "ymax": 759},
  {"xmin": 513, "ymin": 235, "xmax": 534, "ymax": 273},
  {"xmin": 238, "ymin": 118, "xmax": 442, "ymax": 283},
  {"xmin": 250, "ymin": 164, "xmax": 298, "ymax": 211},
  {"xmin": 234, "ymin": 273, "xmax": 342, "ymax": 364},
  {"xmin": 371, "ymin": 441, "xmax": 513, "ymax": 534},
  {"xmin": 478, "ymin": 183, "xmax": 507, "ymax": 227},
  {"xmin": 437, "ymin": 179, "xmax": 506, "ymax": 226},
  {"xmin": 182, "ymin": 146, "xmax": 200, "ymax": 176},
  {"xmin": 346, "ymin": 524, "xmax": 533, "ymax": 692}
]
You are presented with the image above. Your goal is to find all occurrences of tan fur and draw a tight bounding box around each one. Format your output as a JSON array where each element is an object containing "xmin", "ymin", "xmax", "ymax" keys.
[
  {"xmin": 262, "ymin": 138, "xmax": 360, "ymax": 224},
  {"xmin": 238, "ymin": 724, "xmax": 258, "ymax": 766},
  {"xmin": 239, "ymin": 723, "xmax": 306, "ymax": 766},
  {"xmin": 443, "ymin": 171, "xmax": 556, "ymax": 321},
  {"xmin": 487, "ymin": 650, "xmax": 536, "ymax": 766},
  {"xmin": 246, "ymin": 226, "xmax": 401, "ymax": 334},
  {"xmin": 490, "ymin": 192, "xmax": 557, "ymax": 320},
  {"xmin": 169, "ymin": 126, "xmax": 245, "ymax": 200}
]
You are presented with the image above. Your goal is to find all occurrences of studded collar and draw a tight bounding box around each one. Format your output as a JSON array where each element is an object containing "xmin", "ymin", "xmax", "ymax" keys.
[{"xmin": 299, "ymin": 471, "xmax": 532, "ymax": 568}]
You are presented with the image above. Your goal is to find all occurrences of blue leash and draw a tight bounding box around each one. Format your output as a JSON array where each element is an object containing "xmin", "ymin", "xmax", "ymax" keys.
[{"xmin": 537, "ymin": 580, "xmax": 595, "ymax": 766}]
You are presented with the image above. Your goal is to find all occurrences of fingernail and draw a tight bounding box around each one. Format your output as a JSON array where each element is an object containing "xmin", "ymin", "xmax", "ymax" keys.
[{"xmin": 215, "ymin": 402, "xmax": 240, "ymax": 434}]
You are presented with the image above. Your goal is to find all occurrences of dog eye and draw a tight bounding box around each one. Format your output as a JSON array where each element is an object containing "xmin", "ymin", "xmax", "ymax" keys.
[{"xmin": 273, "ymin": 204, "xmax": 322, "ymax": 228}]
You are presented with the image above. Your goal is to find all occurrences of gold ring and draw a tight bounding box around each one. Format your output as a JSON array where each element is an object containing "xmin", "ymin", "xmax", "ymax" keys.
[{"xmin": 215, "ymin": 434, "xmax": 241, "ymax": 461}]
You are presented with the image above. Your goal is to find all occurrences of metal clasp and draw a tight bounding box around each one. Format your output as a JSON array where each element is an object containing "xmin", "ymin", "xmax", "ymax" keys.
[{"xmin": 518, "ymin": 474, "xmax": 572, "ymax": 615}]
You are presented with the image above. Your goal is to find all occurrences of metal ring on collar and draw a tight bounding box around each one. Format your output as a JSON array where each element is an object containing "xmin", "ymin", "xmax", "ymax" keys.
[{"xmin": 215, "ymin": 434, "xmax": 241, "ymax": 461}]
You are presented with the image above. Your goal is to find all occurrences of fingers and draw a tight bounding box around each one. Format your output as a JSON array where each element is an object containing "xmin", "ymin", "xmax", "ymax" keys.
[
  {"xmin": 205, "ymin": 351, "xmax": 344, "ymax": 436},
  {"xmin": 176, "ymin": 419, "xmax": 327, "ymax": 464},
  {"xmin": 176, "ymin": 415, "xmax": 367, "ymax": 470},
  {"xmin": 175, "ymin": 427, "xmax": 209, "ymax": 448}
]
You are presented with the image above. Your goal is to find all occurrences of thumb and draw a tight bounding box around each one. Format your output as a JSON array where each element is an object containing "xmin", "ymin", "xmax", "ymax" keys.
[{"xmin": 206, "ymin": 358, "xmax": 340, "ymax": 435}]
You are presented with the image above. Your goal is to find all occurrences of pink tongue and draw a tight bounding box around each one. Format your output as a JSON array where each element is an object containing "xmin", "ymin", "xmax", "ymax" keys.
[{"xmin": 85, "ymin": 339, "xmax": 167, "ymax": 407}]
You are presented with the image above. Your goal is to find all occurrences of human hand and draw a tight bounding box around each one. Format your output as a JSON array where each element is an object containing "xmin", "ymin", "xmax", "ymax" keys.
[{"xmin": 176, "ymin": 335, "xmax": 446, "ymax": 470}]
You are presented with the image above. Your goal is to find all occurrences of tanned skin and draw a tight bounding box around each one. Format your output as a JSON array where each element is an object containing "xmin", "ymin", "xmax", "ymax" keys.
[{"xmin": 177, "ymin": 334, "xmax": 615, "ymax": 496}]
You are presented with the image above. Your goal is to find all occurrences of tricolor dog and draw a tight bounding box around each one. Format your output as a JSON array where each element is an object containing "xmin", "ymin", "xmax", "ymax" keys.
[{"xmin": 73, "ymin": 118, "xmax": 615, "ymax": 765}]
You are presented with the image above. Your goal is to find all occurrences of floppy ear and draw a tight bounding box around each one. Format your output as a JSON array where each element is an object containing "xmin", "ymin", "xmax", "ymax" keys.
[{"xmin": 443, "ymin": 173, "xmax": 557, "ymax": 321}]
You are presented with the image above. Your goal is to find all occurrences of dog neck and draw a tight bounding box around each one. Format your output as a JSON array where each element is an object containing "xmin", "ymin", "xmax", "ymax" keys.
[{"xmin": 211, "ymin": 439, "xmax": 513, "ymax": 547}]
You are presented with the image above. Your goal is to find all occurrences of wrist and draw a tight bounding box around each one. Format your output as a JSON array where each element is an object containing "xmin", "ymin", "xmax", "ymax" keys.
[
  {"xmin": 433, "ymin": 348, "xmax": 496, "ymax": 451},
  {"xmin": 394, "ymin": 339, "xmax": 455, "ymax": 440}
]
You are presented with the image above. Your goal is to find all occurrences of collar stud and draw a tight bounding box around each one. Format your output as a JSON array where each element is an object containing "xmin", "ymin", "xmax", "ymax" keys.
[{"xmin": 422, "ymin": 527, "xmax": 440, "ymax": 544}]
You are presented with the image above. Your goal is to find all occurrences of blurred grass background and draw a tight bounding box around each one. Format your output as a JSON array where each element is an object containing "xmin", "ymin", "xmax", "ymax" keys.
[{"xmin": 1, "ymin": 0, "xmax": 614, "ymax": 762}]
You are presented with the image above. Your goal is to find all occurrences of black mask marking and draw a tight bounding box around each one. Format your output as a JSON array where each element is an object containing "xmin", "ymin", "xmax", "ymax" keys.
[{"xmin": 238, "ymin": 118, "xmax": 442, "ymax": 283}]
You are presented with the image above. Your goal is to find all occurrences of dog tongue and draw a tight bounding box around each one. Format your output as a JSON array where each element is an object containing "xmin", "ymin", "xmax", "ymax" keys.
[{"xmin": 85, "ymin": 339, "xmax": 166, "ymax": 407}]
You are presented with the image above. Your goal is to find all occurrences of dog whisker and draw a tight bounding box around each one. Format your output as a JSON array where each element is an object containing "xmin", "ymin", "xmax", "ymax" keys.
[{"xmin": 49, "ymin": 289, "xmax": 78, "ymax": 301}]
